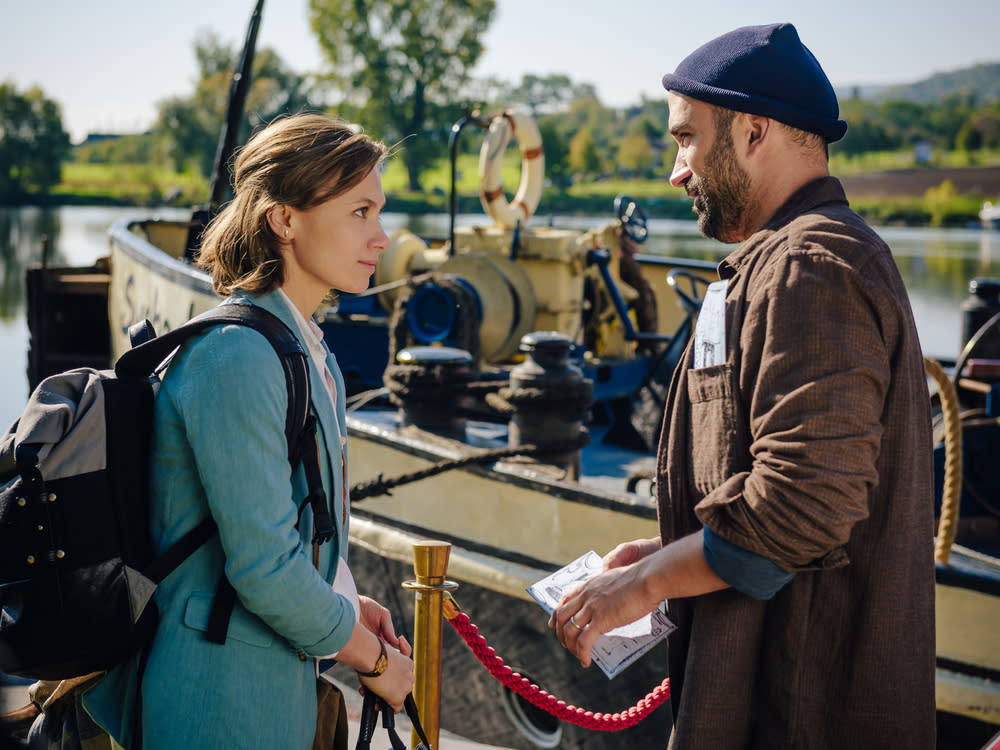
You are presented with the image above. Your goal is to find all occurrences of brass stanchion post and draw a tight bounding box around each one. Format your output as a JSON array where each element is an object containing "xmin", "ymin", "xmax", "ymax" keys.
[{"xmin": 403, "ymin": 541, "xmax": 458, "ymax": 749}]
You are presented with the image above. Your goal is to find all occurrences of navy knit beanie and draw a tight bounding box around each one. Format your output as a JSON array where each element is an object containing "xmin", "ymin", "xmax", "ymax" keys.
[{"xmin": 661, "ymin": 23, "xmax": 848, "ymax": 143}]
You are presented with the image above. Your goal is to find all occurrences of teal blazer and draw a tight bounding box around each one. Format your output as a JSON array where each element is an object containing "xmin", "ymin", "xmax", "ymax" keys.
[{"xmin": 85, "ymin": 290, "xmax": 355, "ymax": 749}]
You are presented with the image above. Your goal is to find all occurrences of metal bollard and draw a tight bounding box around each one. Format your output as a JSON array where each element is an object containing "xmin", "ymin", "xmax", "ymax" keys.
[
  {"xmin": 403, "ymin": 541, "xmax": 458, "ymax": 749},
  {"xmin": 506, "ymin": 331, "xmax": 591, "ymax": 479}
]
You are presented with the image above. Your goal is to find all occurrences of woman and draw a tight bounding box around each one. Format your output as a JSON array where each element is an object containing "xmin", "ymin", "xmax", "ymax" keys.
[{"xmin": 85, "ymin": 113, "xmax": 414, "ymax": 749}]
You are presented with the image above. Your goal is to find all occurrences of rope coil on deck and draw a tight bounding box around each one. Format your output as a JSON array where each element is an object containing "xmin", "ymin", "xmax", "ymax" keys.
[
  {"xmin": 442, "ymin": 594, "xmax": 670, "ymax": 731},
  {"xmin": 484, "ymin": 380, "xmax": 594, "ymax": 416},
  {"xmin": 383, "ymin": 361, "xmax": 478, "ymax": 404}
]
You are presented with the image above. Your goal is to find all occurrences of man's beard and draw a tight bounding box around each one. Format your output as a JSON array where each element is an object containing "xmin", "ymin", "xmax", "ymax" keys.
[{"xmin": 690, "ymin": 130, "xmax": 753, "ymax": 242}]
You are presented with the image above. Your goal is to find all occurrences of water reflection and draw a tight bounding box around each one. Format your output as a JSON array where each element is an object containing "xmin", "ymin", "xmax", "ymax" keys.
[
  {"xmin": 981, "ymin": 230, "xmax": 1000, "ymax": 267},
  {"xmin": 0, "ymin": 207, "xmax": 62, "ymax": 317}
]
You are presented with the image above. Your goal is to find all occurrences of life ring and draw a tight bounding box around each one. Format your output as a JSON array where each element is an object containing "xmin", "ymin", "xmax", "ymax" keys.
[{"xmin": 478, "ymin": 110, "xmax": 545, "ymax": 228}]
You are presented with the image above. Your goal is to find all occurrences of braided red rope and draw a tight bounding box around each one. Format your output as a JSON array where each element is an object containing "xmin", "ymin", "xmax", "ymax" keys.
[{"xmin": 443, "ymin": 595, "xmax": 670, "ymax": 731}]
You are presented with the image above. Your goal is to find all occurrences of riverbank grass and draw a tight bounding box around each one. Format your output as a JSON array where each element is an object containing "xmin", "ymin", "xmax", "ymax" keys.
[
  {"xmin": 36, "ymin": 150, "xmax": 1000, "ymax": 227},
  {"xmin": 54, "ymin": 163, "xmax": 205, "ymax": 206}
]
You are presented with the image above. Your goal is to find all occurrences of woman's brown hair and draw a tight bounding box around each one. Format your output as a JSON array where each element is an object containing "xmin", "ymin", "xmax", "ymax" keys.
[{"xmin": 197, "ymin": 113, "xmax": 387, "ymax": 296}]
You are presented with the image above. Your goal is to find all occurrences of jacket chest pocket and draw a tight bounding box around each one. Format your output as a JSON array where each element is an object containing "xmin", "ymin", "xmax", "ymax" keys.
[{"xmin": 686, "ymin": 363, "xmax": 741, "ymax": 496}]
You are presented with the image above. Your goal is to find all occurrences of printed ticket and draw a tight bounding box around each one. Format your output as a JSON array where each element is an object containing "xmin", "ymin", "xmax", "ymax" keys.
[{"xmin": 527, "ymin": 550, "xmax": 676, "ymax": 679}]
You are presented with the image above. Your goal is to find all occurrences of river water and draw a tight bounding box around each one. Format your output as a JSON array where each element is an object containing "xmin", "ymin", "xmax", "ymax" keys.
[{"xmin": 2, "ymin": 205, "xmax": 1000, "ymax": 429}]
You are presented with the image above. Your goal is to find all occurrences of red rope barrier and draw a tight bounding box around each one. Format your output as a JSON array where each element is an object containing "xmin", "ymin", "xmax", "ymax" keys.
[{"xmin": 443, "ymin": 594, "xmax": 670, "ymax": 731}]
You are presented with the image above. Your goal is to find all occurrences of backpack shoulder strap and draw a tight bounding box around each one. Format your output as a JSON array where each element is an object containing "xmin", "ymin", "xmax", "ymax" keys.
[
  {"xmin": 175, "ymin": 305, "xmax": 335, "ymax": 542},
  {"xmin": 115, "ymin": 304, "xmax": 310, "ymax": 465},
  {"xmin": 124, "ymin": 304, "xmax": 335, "ymax": 644}
]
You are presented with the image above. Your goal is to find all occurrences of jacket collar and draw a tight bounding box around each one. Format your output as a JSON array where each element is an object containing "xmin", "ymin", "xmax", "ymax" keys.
[
  {"xmin": 221, "ymin": 290, "xmax": 343, "ymax": 482},
  {"xmin": 718, "ymin": 176, "xmax": 849, "ymax": 279}
]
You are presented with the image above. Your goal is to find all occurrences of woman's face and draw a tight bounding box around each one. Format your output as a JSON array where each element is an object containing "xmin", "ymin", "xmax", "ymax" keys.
[{"xmin": 281, "ymin": 168, "xmax": 389, "ymax": 311}]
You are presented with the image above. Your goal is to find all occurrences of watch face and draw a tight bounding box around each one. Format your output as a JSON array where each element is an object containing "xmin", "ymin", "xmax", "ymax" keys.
[{"xmin": 360, "ymin": 639, "xmax": 387, "ymax": 676}]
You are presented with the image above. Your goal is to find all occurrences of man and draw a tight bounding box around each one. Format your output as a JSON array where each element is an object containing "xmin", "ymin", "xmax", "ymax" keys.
[{"xmin": 550, "ymin": 23, "xmax": 936, "ymax": 748}]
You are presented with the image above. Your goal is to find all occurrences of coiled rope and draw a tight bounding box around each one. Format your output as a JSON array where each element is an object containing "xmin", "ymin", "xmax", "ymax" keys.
[
  {"xmin": 925, "ymin": 355, "xmax": 963, "ymax": 565},
  {"xmin": 442, "ymin": 594, "xmax": 670, "ymax": 731}
]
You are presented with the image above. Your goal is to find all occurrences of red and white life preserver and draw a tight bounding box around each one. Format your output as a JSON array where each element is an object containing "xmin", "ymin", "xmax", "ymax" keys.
[{"xmin": 478, "ymin": 110, "xmax": 545, "ymax": 228}]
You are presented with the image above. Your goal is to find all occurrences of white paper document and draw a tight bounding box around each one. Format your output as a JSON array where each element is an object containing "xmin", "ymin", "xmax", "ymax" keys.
[
  {"xmin": 527, "ymin": 551, "xmax": 676, "ymax": 679},
  {"xmin": 693, "ymin": 279, "xmax": 728, "ymax": 369}
]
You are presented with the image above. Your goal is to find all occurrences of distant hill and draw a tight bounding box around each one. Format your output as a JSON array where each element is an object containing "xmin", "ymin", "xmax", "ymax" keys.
[{"xmin": 837, "ymin": 62, "xmax": 1000, "ymax": 104}]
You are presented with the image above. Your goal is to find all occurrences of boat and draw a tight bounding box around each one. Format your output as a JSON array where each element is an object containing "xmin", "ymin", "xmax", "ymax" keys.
[
  {"xmin": 17, "ymin": 6, "xmax": 1000, "ymax": 749},
  {"xmin": 982, "ymin": 200, "xmax": 1000, "ymax": 231}
]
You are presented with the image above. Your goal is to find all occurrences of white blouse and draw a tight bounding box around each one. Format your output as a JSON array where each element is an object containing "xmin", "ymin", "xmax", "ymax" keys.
[{"xmin": 278, "ymin": 290, "xmax": 361, "ymax": 630}]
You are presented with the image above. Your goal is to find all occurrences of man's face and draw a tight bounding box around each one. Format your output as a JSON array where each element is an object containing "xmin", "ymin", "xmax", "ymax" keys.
[{"xmin": 667, "ymin": 93, "xmax": 753, "ymax": 243}]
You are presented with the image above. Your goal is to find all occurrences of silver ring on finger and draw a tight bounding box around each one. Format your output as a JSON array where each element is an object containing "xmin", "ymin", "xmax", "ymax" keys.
[{"xmin": 569, "ymin": 615, "xmax": 586, "ymax": 631}]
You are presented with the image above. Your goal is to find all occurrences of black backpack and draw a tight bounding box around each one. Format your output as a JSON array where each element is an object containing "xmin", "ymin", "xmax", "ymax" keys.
[{"xmin": 0, "ymin": 303, "xmax": 333, "ymax": 681}]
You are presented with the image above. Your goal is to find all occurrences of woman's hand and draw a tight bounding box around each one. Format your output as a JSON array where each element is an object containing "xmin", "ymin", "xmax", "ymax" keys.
[
  {"xmin": 358, "ymin": 596, "xmax": 411, "ymax": 657},
  {"xmin": 357, "ymin": 644, "xmax": 415, "ymax": 713},
  {"xmin": 345, "ymin": 597, "xmax": 415, "ymax": 711},
  {"xmin": 337, "ymin": 624, "xmax": 415, "ymax": 713}
]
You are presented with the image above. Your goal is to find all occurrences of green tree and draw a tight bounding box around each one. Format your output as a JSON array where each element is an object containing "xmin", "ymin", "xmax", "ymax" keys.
[
  {"xmin": 930, "ymin": 94, "xmax": 976, "ymax": 148},
  {"xmin": 837, "ymin": 117, "xmax": 897, "ymax": 156},
  {"xmin": 0, "ymin": 82, "xmax": 72, "ymax": 200},
  {"xmin": 956, "ymin": 110, "xmax": 1000, "ymax": 150},
  {"xmin": 537, "ymin": 118, "xmax": 570, "ymax": 185},
  {"xmin": 154, "ymin": 33, "xmax": 317, "ymax": 180},
  {"xmin": 568, "ymin": 127, "xmax": 601, "ymax": 177},
  {"xmin": 924, "ymin": 179, "xmax": 960, "ymax": 227},
  {"xmin": 616, "ymin": 132, "xmax": 655, "ymax": 176},
  {"xmin": 75, "ymin": 133, "xmax": 159, "ymax": 165},
  {"xmin": 956, "ymin": 120, "xmax": 984, "ymax": 151},
  {"xmin": 563, "ymin": 95, "xmax": 618, "ymax": 169},
  {"xmin": 309, "ymin": 0, "xmax": 497, "ymax": 191},
  {"xmin": 507, "ymin": 74, "xmax": 598, "ymax": 116}
]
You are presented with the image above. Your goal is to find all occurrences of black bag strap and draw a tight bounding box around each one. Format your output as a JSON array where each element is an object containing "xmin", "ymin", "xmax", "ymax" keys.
[
  {"xmin": 204, "ymin": 573, "xmax": 239, "ymax": 646},
  {"xmin": 297, "ymin": 414, "xmax": 335, "ymax": 544},
  {"xmin": 143, "ymin": 518, "xmax": 218, "ymax": 584},
  {"xmin": 356, "ymin": 691, "xmax": 432, "ymax": 750},
  {"xmin": 404, "ymin": 694, "xmax": 432, "ymax": 749},
  {"xmin": 116, "ymin": 304, "xmax": 312, "ymax": 466},
  {"xmin": 122, "ymin": 303, "xmax": 334, "ymax": 644}
]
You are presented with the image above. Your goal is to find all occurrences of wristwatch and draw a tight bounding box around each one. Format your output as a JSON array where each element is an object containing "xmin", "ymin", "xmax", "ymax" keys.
[{"xmin": 357, "ymin": 638, "xmax": 388, "ymax": 678}]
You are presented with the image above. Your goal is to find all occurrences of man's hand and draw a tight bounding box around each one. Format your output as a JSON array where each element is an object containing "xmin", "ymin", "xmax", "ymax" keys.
[
  {"xmin": 548, "ymin": 532, "xmax": 728, "ymax": 667},
  {"xmin": 603, "ymin": 536, "xmax": 661, "ymax": 570},
  {"xmin": 548, "ymin": 559, "xmax": 659, "ymax": 668}
]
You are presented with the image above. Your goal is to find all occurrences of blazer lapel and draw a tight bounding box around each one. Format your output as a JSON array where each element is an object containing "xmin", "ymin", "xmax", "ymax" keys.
[{"xmin": 227, "ymin": 291, "xmax": 345, "ymax": 561}]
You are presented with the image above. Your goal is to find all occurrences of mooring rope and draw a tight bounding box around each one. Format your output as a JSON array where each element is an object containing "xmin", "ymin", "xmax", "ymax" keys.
[
  {"xmin": 442, "ymin": 594, "xmax": 670, "ymax": 731},
  {"xmin": 925, "ymin": 355, "xmax": 963, "ymax": 565},
  {"xmin": 349, "ymin": 434, "xmax": 589, "ymax": 501}
]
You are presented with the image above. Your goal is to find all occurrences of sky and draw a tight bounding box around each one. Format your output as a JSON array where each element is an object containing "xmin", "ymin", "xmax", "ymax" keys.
[{"xmin": 4, "ymin": 0, "xmax": 998, "ymax": 144}]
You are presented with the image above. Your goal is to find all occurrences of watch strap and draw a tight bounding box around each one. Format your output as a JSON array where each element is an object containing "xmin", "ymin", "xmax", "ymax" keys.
[{"xmin": 356, "ymin": 638, "xmax": 388, "ymax": 678}]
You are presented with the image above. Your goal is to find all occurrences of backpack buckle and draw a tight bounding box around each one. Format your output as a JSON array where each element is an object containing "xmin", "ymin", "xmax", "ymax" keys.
[{"xmin": 308, "ymin": 489, "xmax": 335, "ymax": 544}]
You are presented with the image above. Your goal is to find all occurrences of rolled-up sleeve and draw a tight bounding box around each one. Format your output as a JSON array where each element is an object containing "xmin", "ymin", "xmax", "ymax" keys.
[
  {"xmin": 703, "ymin": 525, "xmax": 795, "ymax": 598},
  {"xmin": 694, "ymin": 248, "xmax": 890, "ymax": 571}
]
